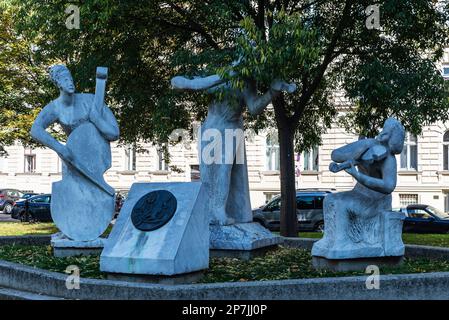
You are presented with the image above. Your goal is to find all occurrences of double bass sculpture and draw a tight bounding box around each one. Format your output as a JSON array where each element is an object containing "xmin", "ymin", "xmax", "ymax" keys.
[{"xmin": 31, "ymin": 65, "xmax": 119, "ymax": 244}]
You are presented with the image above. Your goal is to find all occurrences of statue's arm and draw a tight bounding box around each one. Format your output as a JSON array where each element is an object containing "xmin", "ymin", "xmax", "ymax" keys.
[
  {"xmin": 30, "ymin": 104, "xmax": 65, "ymax": 154},
  {"xmin": 171, "ymin": 75, "xmax": 224, "ymax": 91},
  {"xmin": 349, "ymin": 156, "xmax": 397, "ymax": 194},
  {"xmin": 331, "ymin": 139, "xmax": 377, "ymax": 163},
  {"xmin": 90, "ymin": 104, "xmax": 120, "ymax": 141},
  {"xmin": 243, "ymin": 80, "xmax": 297, "ymax": 116}
]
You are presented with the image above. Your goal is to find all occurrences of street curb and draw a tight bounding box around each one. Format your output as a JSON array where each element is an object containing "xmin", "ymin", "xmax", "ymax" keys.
[
  {"xmin": 1, "ymin": 258, "xmax": 449, "ymax": 299},
  {"xmin": 1, "ymin": 235, "xmax": 449, "ymax": 299}
]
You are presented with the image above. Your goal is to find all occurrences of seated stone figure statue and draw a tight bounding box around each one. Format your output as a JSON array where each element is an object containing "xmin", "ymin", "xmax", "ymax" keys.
[{"xmin": 312, "ymin": 118, "xmax": 406, "ymax": 259}]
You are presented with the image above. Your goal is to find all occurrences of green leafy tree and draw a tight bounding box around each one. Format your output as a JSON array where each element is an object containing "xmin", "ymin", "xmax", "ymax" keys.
[
  {"xmin": 0, "ymin": 0, "xmax": 55, "ymax": 153},
  {"xmin": 2, "ymin": 0, "xmax": 449, "ymax": 237},
  {"xmin": 215, "ymin": 1, "xmax": 449, "ymax": 236}
]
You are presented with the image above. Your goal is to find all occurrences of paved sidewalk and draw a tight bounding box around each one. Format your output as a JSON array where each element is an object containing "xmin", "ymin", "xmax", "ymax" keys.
[{"xmin": 0, "ymin": 214, "xmax": 16, "ymax": 222}]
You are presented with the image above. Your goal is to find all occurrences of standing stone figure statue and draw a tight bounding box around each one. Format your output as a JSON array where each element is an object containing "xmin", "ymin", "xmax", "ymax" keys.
[
  {"xmin": 31, "ymin": 65, "xmax": 119, "ymax": 242},
  {"xmin": 171, "ymin": 74, "xmax": 296, "ymax": 226},
  {"xmin": 312, "ymin": 118, "xmax": 406, "ymax": 261}
]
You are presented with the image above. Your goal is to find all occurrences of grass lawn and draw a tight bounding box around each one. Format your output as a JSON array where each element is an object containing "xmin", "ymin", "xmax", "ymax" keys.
[
  {"xmin": 1, "ymin": 221, "xmax": 449, "ymax": 247},
  {"xmin": 1, "ymin": 221, "xmax": 449, "ymax": 248},
  {"xmin": 0, "ymin": 222, "xmax": 114, "ymax": 237},
  {"xmin": 299, "ymin": 232, "xmax": 449, "ymax": 247},
  {"xmin": 0, "ymin": 244, "xmax": 449, "ymax": 282},
  {"xmin": 0, "ymin": 222, "xmax": 58, "ymax": 236}
]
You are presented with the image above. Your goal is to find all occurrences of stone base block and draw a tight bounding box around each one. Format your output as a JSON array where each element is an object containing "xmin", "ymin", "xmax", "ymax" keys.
[
  {"xmin": 51, "ymin": 232, "xmax": 106, "ymax": 257},
  {"xmin": 106, "ymin": 270, "xmax": 204, "ymax": 285},
  {"xmin": 311, "ymin": 210, "xmax": 406, "ymax": 259},
  {"xmin": 100, "ymin": 182, "xmax": 209, "ymax": 276},
  {"xmin": 53, "ymin": 247, "xmax": 104, "ymax": 258},
  {"xmin": 210, "ymin": 222, "xmax": 282, "ymax": 251},
  {"xmin": 312, "ymin": 255, "xmax": 404, "ymax": 272}
]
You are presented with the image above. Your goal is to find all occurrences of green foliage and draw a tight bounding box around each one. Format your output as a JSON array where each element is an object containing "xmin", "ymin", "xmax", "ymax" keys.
[
  {"xmin": 1, "ymin": 244, "xmax": 449, "ymax": 282},
  {"xmin": 336, "ymin": 0, "xmax": 449, "ymax": 137},
  {"xmin": 0, "ymin": 244, "xmax": 104, "ymax": 279},
  {"xmin": 0, "ymin": 1, "xmax": 56, "ymax": 152},
  {"xmin": 1, "ymin": 0, "xmax": 448, "ymax": 149}
]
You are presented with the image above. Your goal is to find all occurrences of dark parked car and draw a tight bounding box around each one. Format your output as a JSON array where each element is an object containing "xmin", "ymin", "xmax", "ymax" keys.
[
  {"xmin": 11, "ymin": 194, "xmax": 52, "ymax": 222},
  {"xmin": 19, "ymin": 193, "xmax": 40, "ymax": 201},
  {"xmin": 394, "ymin": 204, "xmax": 449, "ymax": 234},
  {"xmin": 0, "ymin": 189, "xmax": 23, "ymax": 214},
  {"xmin": 252, "ymin": 190, "xmax": 333, "ymax": 232}
]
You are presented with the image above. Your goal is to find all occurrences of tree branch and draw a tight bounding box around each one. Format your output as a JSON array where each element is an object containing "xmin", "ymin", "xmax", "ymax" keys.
[
  {"xmin": 291, "ymin": 0, "xmax": 353, "ymax": 124},
  {"xmin": 165, "ymin": 1, "xmax": 220, "ymax": 50}
]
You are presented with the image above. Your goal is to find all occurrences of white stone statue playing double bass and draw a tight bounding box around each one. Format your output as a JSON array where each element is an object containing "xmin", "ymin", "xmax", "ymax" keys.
[
  {"xmin": 171, "ymin": 73, "xmax": 296, "ymax": 227},
  {"xmin": 31, "ymin": 65, "xmax": 119, "ymax": 243}
]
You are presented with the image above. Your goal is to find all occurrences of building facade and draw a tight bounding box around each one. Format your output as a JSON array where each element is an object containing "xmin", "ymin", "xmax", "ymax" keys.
[{"xmin": 2, "ymin": 116, "xmax": 449, "ymax": 212}]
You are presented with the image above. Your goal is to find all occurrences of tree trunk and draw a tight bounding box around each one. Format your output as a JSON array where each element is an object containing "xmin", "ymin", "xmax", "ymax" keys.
[{"xmin": 278, "ymin": 123, "xmax": 298, "ymax": 237}]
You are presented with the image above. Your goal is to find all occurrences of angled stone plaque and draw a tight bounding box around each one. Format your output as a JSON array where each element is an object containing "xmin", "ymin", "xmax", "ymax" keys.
[{"xmin": 100, "ymin": 182, "xmax": 208, "ymax": 276}]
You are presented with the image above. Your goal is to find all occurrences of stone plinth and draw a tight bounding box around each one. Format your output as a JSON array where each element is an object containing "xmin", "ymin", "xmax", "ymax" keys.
[
  {"xmin": 210, "ymin": 222, "xmax": 282, "ymax": 251},
  {"xmin": 106, "ymin": 271, "xmax": 205, "ymax": 285},
  {"xmin": 51, "ymin": 232, "xmax": 106, "ymax": 257},
  {"xmin": 100, "ymin": 182, "xmax": 209, "ymax": 276},
  {"xmin": 312, "ymin": 255, "xmax": 404, "ymax": 272},
  {"xmin": 312, "ymin": 210, "xmax": 406, "ymax": 259}
]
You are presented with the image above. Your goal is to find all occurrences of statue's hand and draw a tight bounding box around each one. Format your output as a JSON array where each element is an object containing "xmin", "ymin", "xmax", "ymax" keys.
[
  {"xmin": 171, "ymin": 76, "xmax": 189, "ymax": 90},
  {"xmin": 88, "ymin": 103, "xmax": 105, "ymax": 123},
  {"xmin": 344, "ymin": 161, "xmax": 359, "ymax": 178}
]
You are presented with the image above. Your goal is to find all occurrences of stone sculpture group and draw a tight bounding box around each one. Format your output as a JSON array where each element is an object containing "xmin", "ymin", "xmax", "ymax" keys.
[{"xmin": 30, "ymin": 64, "xmax": 407, "ymax": 277}]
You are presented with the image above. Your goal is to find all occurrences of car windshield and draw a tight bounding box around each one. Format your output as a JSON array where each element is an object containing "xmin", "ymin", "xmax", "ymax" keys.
[{"xmin": 426, "ymin": 206, "xmax": 449, "ymax": 219}]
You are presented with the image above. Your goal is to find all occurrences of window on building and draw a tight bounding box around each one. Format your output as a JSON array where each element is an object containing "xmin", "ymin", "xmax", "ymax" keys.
[
  {"xmin": 55, "ymin": 156, "xmax": 62, "ymax": 173},
  {"xmin": 443, "ymin": 131, "xmax": 449, "ymax": 170},
  {"xmin": 265, "ymin": 134, "xmax": 280, "ymax": 171},
  {"xmin": 445, "ymin": 192, "xmax": 449, "ymax": 213},
  {"xmin": 24, "ymin": 149, "xmax": 36, "ymax": 173},
  {"xmin": 400, "ymin": 133, "xmax": 418, "ymax": 170},
  {"xmin": 0, "ymin": 156, "xmax": 5, "ymax": 173},
  {"xmin": 264, "ymin": 192, "xmax": 279, "ymax": 204},
  {"xmin": 157, "ymin": 146, "xmax": 169, "ymax": 171},
  {"xmin": 302, "ymin": 146, "xmax": 319, "ymax": 171},
  {"xmin": 442, "ymin": 66, "xmax": 449, "ymax": 79},
  {"xmin": 124, "ymin": 145, "xmax": 136, "ymax": 171},
  {"xmin": 399, "ymin": 194, "xmax": 418, "ymax": 207}
]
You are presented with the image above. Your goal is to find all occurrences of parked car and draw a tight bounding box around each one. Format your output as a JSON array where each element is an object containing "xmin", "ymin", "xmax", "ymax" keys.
[
  {"xmin": 18, "ymin": 192, "xmax": 40, "ymax": 201},
  {"xmin": 252, "ymin": 190, "xmax": 333, "ymax": 232},
  {"xmin": 394, "ymin": 204, "xmax": 449, "ymax": 234},
  {"xmin": 11, "ymin": 194, "xmax": 52, "ymax": 222},
  {"xmin": 0, "ymin": 189, "xmax": 23, "ymax": 214}
]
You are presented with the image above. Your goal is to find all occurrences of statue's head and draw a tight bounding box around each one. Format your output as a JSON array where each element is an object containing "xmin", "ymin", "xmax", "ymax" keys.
[
  {"xmin": 49, "ymin": 64, "xmax": 75, "ymax": 94},
  {"xmin": 377, "ymin": 117, "xmax": 405, "ymax": 154}
]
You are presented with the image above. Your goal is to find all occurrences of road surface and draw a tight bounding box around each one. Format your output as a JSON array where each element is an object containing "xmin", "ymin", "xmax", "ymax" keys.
[{"xmin": 0, "ymin": 213, "xmax": 17, "ymax": 222}]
